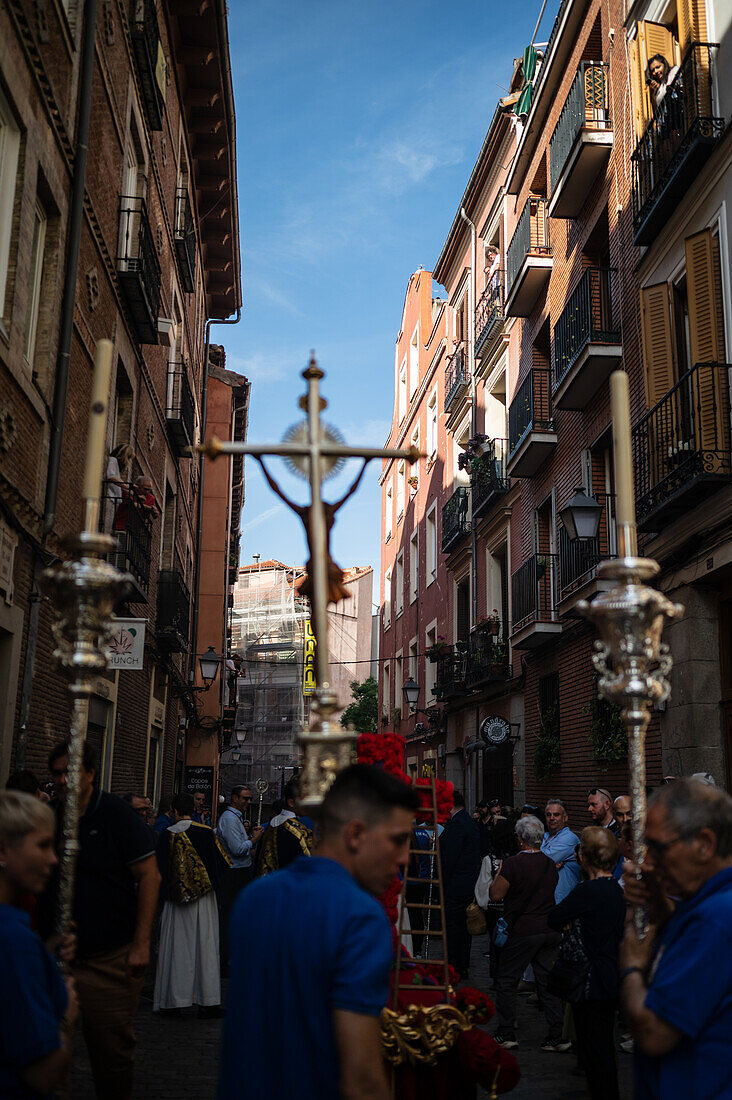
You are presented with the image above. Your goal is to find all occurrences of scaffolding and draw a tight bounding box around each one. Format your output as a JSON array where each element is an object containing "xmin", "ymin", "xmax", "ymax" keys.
[{"xmin": 222, "ymin": 563, "xmax": 310, "ymax": 794}]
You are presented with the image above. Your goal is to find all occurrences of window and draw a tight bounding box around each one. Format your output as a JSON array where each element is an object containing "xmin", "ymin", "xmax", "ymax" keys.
[
  {"xmin": 0, "ymin": 87, "xmax": 20, "ymax": 317},
  {"xmin": 23, "ymin": 200, "xmax": 47, "ymax": 368},
  {"xmin": 427, "ymin": 388, "xmax": 438, "ymax": 457},
  {"xmin": 382, "ymin": 661, "xmax": 391, "ymax": 721},
  {"xmin": 409, "ymin": 325, "xmax": 419, "ymax": 397},
  {"xmin": 383, "ymin": 568, "xmax": 392, "ymax": 628},
  {"xmin": 396, "ymin": 552, "xmax": 404, "ymax": 616},
  {"xmin": 486, "ymin": 542, "xmax": 509, "ymax": 640},
  {"xmin": 394, "ymin": 654, "xmax": 402, "ymax": 716},
  {"xmin": 409, "ymin": 528, "xmax": 419, "ymax": 602},
  {"xmin": 396, "ymin": 460, "xmax": 405, "ymax": 520},
  {"xmin": 426, "ymin": 504, "xmax": 437, "ymax": 584},
  {"xmin": 425, "ymin": 622, "xmax": 437, "ymax": 701},
  {"xmin": 398, "ymin": 359, "xmax": 407, "ymax": 421},
  {"xmin": 385, "ymin": 483, "xmax": 393, "ymax": 542},
  {"xmin": 409, "ymin": 637, "xmax": 418, "ymax": 680}
]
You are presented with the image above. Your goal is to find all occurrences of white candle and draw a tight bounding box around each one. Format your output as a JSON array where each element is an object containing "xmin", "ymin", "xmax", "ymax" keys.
[
  {"xmin": 82, "ymin": 339, "xmax": 113, "ymax": 502},
  {"xmin": 610, "ymin": 370, "xmax": 637, "ymax": 555}
]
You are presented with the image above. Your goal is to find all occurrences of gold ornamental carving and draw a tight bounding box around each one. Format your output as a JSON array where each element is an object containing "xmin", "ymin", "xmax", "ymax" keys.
[{"xmin": 380, "ymin": 1003, "xmax": 472, "ymax": 1067}]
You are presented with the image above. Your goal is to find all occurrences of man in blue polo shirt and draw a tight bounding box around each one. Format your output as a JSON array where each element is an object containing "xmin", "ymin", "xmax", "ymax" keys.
[
  {"xmin": 619, "ymin": 778, "xmax": 732, "ymax": 1099},
  {"xmin": 219, "ymin": 764, "xmax": 419, "ymax": 1100},
  {"xmin": 540, "ymin": 798, "xmax": 580, "ymax": 902}
]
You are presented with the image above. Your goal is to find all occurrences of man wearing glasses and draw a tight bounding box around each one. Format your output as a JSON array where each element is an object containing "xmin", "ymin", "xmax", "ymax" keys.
[
  {"xmin": 619, "ymin": 778, "xmax": 732, "ymax": 1099},
  {"xmin": 217, "ymin": 786, "xmax": 263, "ymax": 965}
]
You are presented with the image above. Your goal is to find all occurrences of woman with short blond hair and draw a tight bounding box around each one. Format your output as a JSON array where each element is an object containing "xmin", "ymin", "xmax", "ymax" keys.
[
  {"xmin": 0, "ymin": 790, "xmax": 78, "ymax": 1096},
  {"xmin": 548, "ymin": 825, "xmax": 625, "ymax": 1099}
]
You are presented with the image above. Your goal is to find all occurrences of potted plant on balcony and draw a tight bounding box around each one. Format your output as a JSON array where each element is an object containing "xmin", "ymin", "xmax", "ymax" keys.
[
  {"xmin": 425, "ymin": 636, "xmax": 450, "ymax": 663},
  {"xmin": 479, "ymin": 609, "xmax": 501, "ymax": 635},
  {"xmin": 407, "ymin": 474, "xmax": 418, "ymax": 489},
  {"xmin": 533, "ymin": 702, "xmax": 560, "ymax": 779},
  {"xmin": 536, "ymin": 555, "xmax": 548, "ymax": 580},
  {"xmin": 391, "ymin": 706, "xmax": 402, "ymax": 725}
]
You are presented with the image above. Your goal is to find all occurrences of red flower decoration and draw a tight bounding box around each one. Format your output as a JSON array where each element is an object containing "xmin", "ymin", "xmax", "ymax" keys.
[
  {"xmin": 455, "ymin": 985, "xmax": 495, "ymax": 1023},
  {"xmin": 356, "ymin": 732, "xmax": 406, "ymax": 777},
  {"xmin": 414, "ymin": 776, "xmax": 454, "ymax": 821},
  {"xmin": 418, "ymin": 959, "xmax": 461, "ymax": 987},
  {"xmin": 457, "ymin": 1029, "xmax": 521, "ymax": 1093}
]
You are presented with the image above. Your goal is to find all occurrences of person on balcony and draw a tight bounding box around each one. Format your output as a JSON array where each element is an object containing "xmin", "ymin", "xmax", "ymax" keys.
[
  {"xmin": 646, "ymin": 54, "xmax": 680, "ymax": 110},
  {"xmin": 105, "ymin": 443, "xmax": 133, "ymax": 532}
]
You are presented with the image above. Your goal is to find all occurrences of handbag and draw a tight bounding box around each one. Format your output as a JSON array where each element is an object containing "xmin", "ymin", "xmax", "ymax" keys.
[
  {"xmin": 466, "ymin": 898, "xmax": 487, "ymax": 935},
  {"xmin": 547, "ymin": 918, "xmax": 590, "ymax": 1003}
]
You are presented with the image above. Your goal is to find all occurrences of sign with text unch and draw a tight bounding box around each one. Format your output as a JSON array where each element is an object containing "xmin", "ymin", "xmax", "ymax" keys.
[
  {"xmin": 107, "ymin": 618, "xmax": 147, "ymax": 669},
  {"xmin": 303, "ymin": 619, "xmax": 316, "ymax": 696}
]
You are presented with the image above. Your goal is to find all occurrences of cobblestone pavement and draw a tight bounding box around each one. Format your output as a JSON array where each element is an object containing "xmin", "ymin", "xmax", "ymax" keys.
[{"xmin": 71, "ymin": 934, "xmax": 634, "ymax": 1099}]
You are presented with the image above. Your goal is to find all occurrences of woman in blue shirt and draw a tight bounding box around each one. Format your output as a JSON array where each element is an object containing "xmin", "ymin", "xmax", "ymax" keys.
[{"xmin": 0, "ymin": 790, "xmax": 78, "ymax": 1097}]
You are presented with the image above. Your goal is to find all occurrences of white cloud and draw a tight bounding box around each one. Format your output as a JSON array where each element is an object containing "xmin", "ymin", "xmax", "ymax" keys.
[{"xmin": 243, "ymin": 503, "xmax": 284, "ymax": 531}]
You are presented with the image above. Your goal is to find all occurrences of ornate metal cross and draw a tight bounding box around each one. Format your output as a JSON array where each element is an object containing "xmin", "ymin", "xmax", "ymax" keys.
[{"xmin": 200, "ymin": 354, "xmax": 418, "ymax": 805}]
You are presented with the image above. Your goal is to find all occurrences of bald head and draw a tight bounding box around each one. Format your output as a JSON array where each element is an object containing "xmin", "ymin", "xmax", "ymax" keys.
[{"xmin": 614, "ymin": 795, "xmax": 631, "ymax": 825}]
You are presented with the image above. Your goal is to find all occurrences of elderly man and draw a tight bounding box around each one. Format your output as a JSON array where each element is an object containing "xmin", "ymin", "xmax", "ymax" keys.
[
  {"xmin": 541, "ymin": 799, "xmax": 580, "ymax": 902},
  {"xmin": 588, "ymin": 787, "xmax": 621, "ymax": 839},
  {"xmin": 619, "ymin": 779, "xmax": 732, "ymax": 1099},
  {"xmin": 489, "ymin": 815, "xmax": 566, "ymax": 1052},
  {"xmin": 614, "ymin": 795, "xmax": 631, "ymax": 826}
]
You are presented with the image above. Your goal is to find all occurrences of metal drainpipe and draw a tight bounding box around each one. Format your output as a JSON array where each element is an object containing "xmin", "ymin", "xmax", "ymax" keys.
[
  {"xmin": 190, "ymin": 309, "xmax": 241, "ymax": 688},
  {"xmin": 15, "ymin": 0, "xmax": 99, "ymax": 768},
  {"xmin": 459, "ymin": 207, "xmax": 478, "ymax": 632}
]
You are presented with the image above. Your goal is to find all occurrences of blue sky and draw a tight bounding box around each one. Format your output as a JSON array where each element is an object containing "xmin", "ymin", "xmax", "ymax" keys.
[{"xmin": 214, "ymin": 0, "xmax": 557, "ymax": 608}]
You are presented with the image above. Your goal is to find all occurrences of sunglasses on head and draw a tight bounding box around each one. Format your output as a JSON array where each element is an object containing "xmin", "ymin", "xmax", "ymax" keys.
[{"xmin": 588, "ymin": 788, "xmax": 611, "ymax": 800}]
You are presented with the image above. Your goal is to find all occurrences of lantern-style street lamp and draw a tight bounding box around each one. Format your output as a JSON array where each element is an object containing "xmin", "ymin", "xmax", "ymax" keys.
[{"xmin": 560, "ymin": 486, "xmax": 603, "ymax": 541}]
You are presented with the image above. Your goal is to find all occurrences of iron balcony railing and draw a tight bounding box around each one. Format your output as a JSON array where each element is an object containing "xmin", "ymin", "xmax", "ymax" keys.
[
  {"xmin": 508, "ymin": 368, "xmax": 553, "ymax": 458},
  {"xmin": 472, "ymin": 439, "xmax": 509, "ymax": 517},
  {"xmin": 553, "ymin": 267, "xmax": 619, "ymax": 390},
  {"xmin": 434, "ymin": 648, "xmax": 468, "ymax": 699},
  {"xmin": 465, "ymin": 627, "xmax": 511, "ymax": 687},
  {"xmin": 506, "ymin": 197, "xmax": 550, "ymax": 301},
  {"xmin": 549, "ymin": 63, "xmax": 610, "ymax": 192},
  {"xmin": 444, "ymin": 345, "xmax": 469, "ymax": 414},
  {"xmin": 632, "ymin": 362, "xmax": 732, "ymax": 528},
  {"xmin": 174, "ymin": 188, "xmax": 196, "ymax": 293},
  {"xmin": 117, "ymin": 196, "xmax": 162, "ymax": 343},
  {"xmin": 166, "ymin": 361, "xmax": 195, "ymax": 453},
  {"xmin": 632, "ymin": 43, "xmax": 723, "ymax": 243},
  {"xmin": 105, "ymin": 485, "xmax": 154, "ymax": 594},
  {"xmin": 544, "ymin": 0, "xmax": 570, "ymax": 68},
  {"xmin": 130, "ymin": 0, "xmax": 165, "ymax": 131},
  {"xmin": 157, "ymin": 569, "xmax": 191, "ymax": 649},
  {"xmin": 511, "ymin": 552, "xmax": 559, "ymax": 634},
  {"xmin": 474, "ymin": 271, "xmax": 505, "ymax": 356},
  {"xmin": 441, "ymin": 486, "xmax": 471, "ymax": 553},
  {"xmin": 558, "ymin": 492, "xmax": 616, "ymax": 598}
]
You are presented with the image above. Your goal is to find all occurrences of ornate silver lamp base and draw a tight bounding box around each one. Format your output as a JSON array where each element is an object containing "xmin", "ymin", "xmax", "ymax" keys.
[
  {"xmin": 298, "ymin": 686, "xmax": 356, "ymax": 810},
  {"xmin": 42, "ymin": 531, "xmax": 130, "ymax": 935},
  {"xmin": 579, "ymin": 556, "xmax": 683, "ymax": 932}
]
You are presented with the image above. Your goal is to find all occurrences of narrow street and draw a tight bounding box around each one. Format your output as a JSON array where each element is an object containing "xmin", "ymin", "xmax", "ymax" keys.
[{"xmin": 71, "ymin": 932, "xmax": 634, "ymax": 1098}]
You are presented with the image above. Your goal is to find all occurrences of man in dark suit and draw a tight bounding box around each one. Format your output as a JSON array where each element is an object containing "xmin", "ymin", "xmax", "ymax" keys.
[{"xmin": 439, "ymin": 789, "xmax": 481, "ymax": 980}]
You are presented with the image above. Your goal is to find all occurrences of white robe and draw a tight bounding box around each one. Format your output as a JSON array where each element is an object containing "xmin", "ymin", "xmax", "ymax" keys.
[{"xmin": 153, "ymin": 820, "xmax": 222, "ymax": 1010}]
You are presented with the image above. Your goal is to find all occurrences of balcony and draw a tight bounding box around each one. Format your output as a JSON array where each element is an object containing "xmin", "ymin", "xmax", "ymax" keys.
[
  {"xmin": 117, "ymin": 196, "xmax": 162, "ymax": 344},
  {"xmin": 174, "ymin": 188, "xmax": 196, "ymax": 293},
  {"xmin": 157, "ymin": 569, "xmax": 191, "ymax": 651},
  {"xmin": 129, "ymin": 0, "xmax": 165, "ymax": 131},
  {"xmin": 507, "ymin": 368, "xmax": 557, "ymax": 477},
  {"xmin": 510, "ymin": 553, "xmax": 561, "ymax": 650},
  {"xmin": 465, "ymin": 626, "xmax": 512, "ymax": 689},
  {"xmin": 552, "ymin": 268, "xmax": 622, "ymax": 410},
  {"xmin": 558, "ymin": 493, "xmax": 617, "ymax": 611},
  {"xmin": 106, "ymin": 486, "xmax": 153, "ymax": 601},
  {"xmin": 505, "ymin": 198, "xmax": 552, "ymax": 317},
  {"xmin": 472, "ymin": 439, "xmax": 509, "ymax": 520},
  {"xmin": 434, "ymin": 649, "xmax": 468, "ymax": 701},
  {"xmin": 633, "ymin": 362, "xmax": 732, "ymax": 531},
  {"xmin": 632, "ymin": 43, "xmax": 723, "ymax": 246},
  {"xmin": 166, "ymin": 361, "xmax": 195, "ymax": 455},
  {"xmin": 548, "ymin": 63, "xmax": 613, "ymax": 219},
  {"xmin": 474, "ymin": 272, "xmax": 505, "ymax": 362},
  {"xmin": 441, "ymin": 486, "xmax": 471, "ymax": 553},
  {"xmin": 444, "ymin": 345, "xmax": 469, "ymax": 418}
]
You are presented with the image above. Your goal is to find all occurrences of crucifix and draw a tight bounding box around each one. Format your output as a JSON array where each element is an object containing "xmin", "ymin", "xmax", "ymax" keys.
[{"xmin": 200, "ymin": 354, "xmax": 419, "ymax": 806}]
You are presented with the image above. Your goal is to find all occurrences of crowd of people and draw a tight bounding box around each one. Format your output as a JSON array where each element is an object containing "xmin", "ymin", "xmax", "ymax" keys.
[{"xmin": 1, "ymin": 751, "xmax": 731, "ymax": 1100}]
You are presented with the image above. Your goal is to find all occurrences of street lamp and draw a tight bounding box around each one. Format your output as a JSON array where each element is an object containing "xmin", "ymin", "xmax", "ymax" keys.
[
  {"xmin": 560, "ymin": 486, "xmax": 603, "ymax": 541},
  {"xmin": 402, "ymin": 677, "xmax": 420, "ymax": 712},
  {"xmin": 198, "ymin": 646, "xmax": 222, "ymax": 689}
]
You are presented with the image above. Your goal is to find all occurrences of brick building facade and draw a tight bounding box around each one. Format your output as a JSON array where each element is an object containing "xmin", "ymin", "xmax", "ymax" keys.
[
  {"xmin": 380, "ymin": 0, "xmax": 731, "ymax": 818},
  {"xmin": 0, "ymin": 0, "xmax": 241, "ymax": 804}
]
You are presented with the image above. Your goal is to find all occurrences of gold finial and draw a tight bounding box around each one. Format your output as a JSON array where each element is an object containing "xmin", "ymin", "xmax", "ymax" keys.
[{"xmin": 302, "ymin": 351, "xmax": 324, "ymax": 381}]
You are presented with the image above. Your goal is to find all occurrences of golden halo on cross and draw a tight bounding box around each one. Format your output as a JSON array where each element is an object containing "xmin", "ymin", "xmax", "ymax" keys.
[{"xmin": 281, "ymin": 420, "xmax": 347, "ymax": 480}]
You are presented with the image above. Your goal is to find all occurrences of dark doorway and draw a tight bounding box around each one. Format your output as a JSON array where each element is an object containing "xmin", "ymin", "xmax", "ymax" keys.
[{"xmin": 482, "ymin": 741, "xmax": 513, "ymax": 805}]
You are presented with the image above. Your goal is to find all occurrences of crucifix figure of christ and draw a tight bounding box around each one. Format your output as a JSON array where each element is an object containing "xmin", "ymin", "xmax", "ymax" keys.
[{"xmin": 199, "ymin": 354, "xmax": 419, "ymax": 804}]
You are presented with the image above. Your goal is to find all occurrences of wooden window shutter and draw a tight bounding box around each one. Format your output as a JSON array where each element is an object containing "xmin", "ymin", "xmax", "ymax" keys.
[
  {"xmin": 685, "ymin": 229, "xmax": 721, "ymax": 365},
  {"xmin": 629, "ymin": 37, "xmax": 648, "ymax": 137},
  {"xmin": 641, "ymin": 283, "xmax": 676, "ymax": 408},
  {"xmin": 636, "ymin": 21, "xmax": 678, "ymax": 122},
  {"xmin": 678, "ymin": 0, "xmax": 709, "ymax": 51},
  {"xmin": 685, "ymin": 229, "xmax": 729, "ymax": 462}
]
